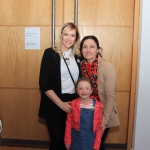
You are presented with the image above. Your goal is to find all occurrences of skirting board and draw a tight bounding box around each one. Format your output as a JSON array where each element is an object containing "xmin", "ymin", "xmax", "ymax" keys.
[{"xmin": 0, "ymin": 138, "xmax": 127, "ymax": 149}]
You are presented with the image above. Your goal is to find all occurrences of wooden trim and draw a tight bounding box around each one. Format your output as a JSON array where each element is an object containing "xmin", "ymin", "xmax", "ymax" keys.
[
  {"xmin": 127, "ymin": 0, "xmax": 140, "ymax": 150},
  {"xmin": 1, "ymin": 138, "xmax": 126, "ymax": 149},
  {"xmin": 1, "ymin": 138, "xmax": 49, "ymax": 148},
  {"xmin": 105, "ymin": 143, "xmax": 126, "ymax": 149}
]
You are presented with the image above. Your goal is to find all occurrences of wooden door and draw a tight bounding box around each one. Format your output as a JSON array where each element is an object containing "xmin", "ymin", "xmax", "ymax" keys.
[{"xmin": 0, "ymin": 0, "xmax": 139, "ymax": 150}]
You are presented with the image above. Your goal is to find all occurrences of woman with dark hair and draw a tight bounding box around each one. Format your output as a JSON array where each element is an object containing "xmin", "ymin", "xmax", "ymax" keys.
[
  {"xmin": 80, "ymin": 35, "xmax": 120, "ymax": 150},
  {"xmin": 38, "ymin": 22, "xmax": 81, "ymax": 150}
]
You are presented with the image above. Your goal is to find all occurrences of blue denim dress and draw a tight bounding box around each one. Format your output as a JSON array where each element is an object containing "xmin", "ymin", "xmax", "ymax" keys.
[{"xmin": 71, "ymin": 99, "xmax": 96, "ymax": 150}]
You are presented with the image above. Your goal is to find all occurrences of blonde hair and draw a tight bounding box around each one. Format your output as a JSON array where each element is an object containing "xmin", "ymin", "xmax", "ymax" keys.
[{"xmin": 53, "ymin": 22, "xmax": 81, "ymax": 57}]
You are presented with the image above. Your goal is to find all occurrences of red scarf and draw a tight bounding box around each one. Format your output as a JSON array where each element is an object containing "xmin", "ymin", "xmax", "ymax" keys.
[{"xmin": 80, "ymin": 54, "xmax": 100, "ymax": 101}]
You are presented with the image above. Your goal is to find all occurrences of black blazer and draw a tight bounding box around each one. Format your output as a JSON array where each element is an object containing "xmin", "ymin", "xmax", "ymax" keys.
[{"xmin": 38, "ymin": 48, "xmax": 81, "ymax": 119}]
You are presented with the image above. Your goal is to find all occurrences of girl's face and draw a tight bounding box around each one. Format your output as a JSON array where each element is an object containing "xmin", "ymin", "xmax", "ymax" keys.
[
  {"xmin": 81, "ymin": 39, "xmax": 98, "ymax": 64},
  {"xmin": 76, "ymin": 81, "xmax": 93, "ymax": 101},
  {"xmin": 61, "ymin": 28, "xmax": 76, "ymax": 52}
]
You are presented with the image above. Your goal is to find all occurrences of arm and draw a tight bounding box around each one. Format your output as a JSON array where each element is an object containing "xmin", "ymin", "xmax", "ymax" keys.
[
  {"xmin": 64, "ymin": 111, "xmax": 73, "ymax": 149},
  {"xmin": 101, "ymin": 63, "xmax": 116, "ymax": 125},
  {"xmin": 93, "ymin": 105, "xmax": 103, "ymax": 150},
  {"xmin": 93, "ymin": 127, "xmax": 102, "ymax": 150},
  {"xmin": 45, "ymin": 90, "xmax": 71, "ymax": 113},
  {"xmin": 39, "ymin": 49, "xmax": 71, "ymax": 113}
]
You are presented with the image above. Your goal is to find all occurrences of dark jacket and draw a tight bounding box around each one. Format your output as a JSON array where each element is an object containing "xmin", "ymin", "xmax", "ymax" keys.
[{"xmin": 38, "ymin": 48, "xmax": 81, "ymax": 120}]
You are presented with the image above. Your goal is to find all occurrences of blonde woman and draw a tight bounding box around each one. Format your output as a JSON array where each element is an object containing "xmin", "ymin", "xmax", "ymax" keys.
[{"xmin": 38, "ymin": 22, "xmax": 81, "ymax": 150}]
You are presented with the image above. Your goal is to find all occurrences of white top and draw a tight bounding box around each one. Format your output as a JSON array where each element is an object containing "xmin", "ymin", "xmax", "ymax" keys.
[
  {"xmin": 61, "ymin": 48, "xmax": 79, "ymax": 94},
  {"xmin": 80, "ymin": 99, "xmax": 95, "ymax": 109}
]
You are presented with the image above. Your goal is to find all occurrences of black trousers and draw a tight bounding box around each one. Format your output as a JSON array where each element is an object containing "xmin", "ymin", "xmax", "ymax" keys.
[
  {"xmin": 46, "ymin": 93, "xmax": 78, "ymax": 150},
  {"xmin": 100, "ymin": 128, "xmax": 110, "ymax": 150}
]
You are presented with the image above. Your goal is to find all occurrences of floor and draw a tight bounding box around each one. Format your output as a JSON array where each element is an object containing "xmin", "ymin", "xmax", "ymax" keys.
[
  {"xmin": 0, "ymin": 146, "xmax": 126, "ymax": 150},
  {"xmin": 0, "ymin": 146, "xmax": 45, "ymax": 150}
]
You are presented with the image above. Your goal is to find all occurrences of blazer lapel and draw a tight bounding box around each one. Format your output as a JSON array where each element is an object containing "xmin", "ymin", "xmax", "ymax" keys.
[{"xmin": 74, "ymin": 55, "xmax": 81, "ymax": 77}]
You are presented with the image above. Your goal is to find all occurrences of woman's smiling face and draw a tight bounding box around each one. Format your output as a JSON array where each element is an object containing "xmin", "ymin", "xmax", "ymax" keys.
[
  {"xmin": 81, "ymin": 39, "xmax": 98, "ymax": 64},
  {"xmin": 61, "ymin": 28, "xmax": 76, "ymax": 52}
]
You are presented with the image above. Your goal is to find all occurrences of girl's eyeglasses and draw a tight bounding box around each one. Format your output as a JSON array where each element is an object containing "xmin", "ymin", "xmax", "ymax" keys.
[{"xmin": 77, "ymin": 87, "xmax": 91, "ymax": 91}]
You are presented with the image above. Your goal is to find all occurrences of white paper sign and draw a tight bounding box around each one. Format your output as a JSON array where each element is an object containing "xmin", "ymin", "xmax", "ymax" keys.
[{"xmin": 25, "ymin": 27, "xmax": 40, "ymax": 50}]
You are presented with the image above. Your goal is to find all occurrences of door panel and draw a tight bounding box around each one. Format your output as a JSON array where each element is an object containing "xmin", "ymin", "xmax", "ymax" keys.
[{"xmin": 0, "ymin": 0, "xmax": 137, "ymax": 149}]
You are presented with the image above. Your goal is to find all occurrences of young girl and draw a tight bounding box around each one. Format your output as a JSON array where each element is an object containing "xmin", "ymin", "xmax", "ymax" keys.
[{"xmin": 64, "ymin": 77, "xmax": 103, "ymax": 150}]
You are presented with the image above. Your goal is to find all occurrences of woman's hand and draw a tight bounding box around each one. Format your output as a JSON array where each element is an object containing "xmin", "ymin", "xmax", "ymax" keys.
[
  {"xmin": 65, "ymin": 144, "xmax": 71, "ymax": 150},
  {"xmin": 101, "ymin": 123, "xmax": 106, "ymax": 134},
  {"xmin": 45, "ymin": 90, "xmax": 72, "ymax": 113},
  {"xmin": 60, "ymin": 101, "xmax": 72, "ymax": 113}
]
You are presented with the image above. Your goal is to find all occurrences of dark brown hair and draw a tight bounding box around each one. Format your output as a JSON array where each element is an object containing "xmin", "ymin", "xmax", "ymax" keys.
[
  {"xmin": 76, "ymin": 77, "xmax": 94, "ymax": 89},
  {"xmin": 80, "ymin": 35, "xmax": 103, "ymax": 57}
]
